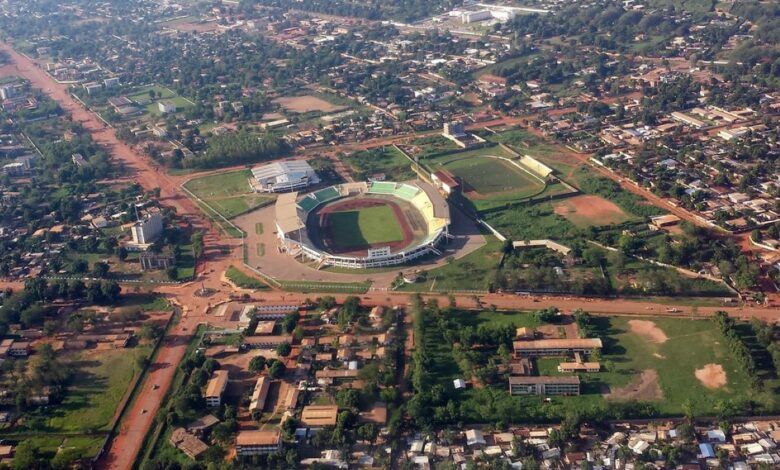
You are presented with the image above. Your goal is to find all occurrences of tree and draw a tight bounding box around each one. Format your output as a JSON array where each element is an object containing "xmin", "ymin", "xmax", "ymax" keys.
[
  {"xmin": 357, "ymin": 423, "xmax": 378, "ymax": 443},
  {"xmin": 191, "ymin": 231, "xmax": 204, "ymax": 259},
  {"xmin": 166, "ymin": 266, "xmax": 178, "ymax": 281},
  {"xmin": 13, "ymin": 441, "xmax": 37, "ymax": 470},
  {"xmin": 275, "ymin": 342, "xmax": 292, "ymax": 357},
  {"xmin": 248, "ymin": 355, "xmax": 266, "ymax": 373},
  {"xmin": 140, "ymin": 323, "xmax": 164, "ymax": 341},
  {"xmin": 282, "ymin": 312, "xmax": 300, "ymax": 333},
  {"xmin": 92, "ymin": 261, "xmax": 109, "ymax": 278},
  {"xmin": 72, "ymin": 259, "xmax": 88, "ymax": 273},
  {"xmin": 268, "ymin": 360, "xmax": 285, "ymax": 379}
]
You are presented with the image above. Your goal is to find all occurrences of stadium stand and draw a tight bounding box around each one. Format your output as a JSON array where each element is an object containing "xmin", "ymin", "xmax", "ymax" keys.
[
  {"xmin": 394, "ymin": 184, "xmax": 420, "ymax": 201},
  {"xmin": 313, "ymin": 186, "xmax": 341, "ymax": 203},
  {"xmin": 368, "ymin": 182, "xmax": 396, "ymax": 194},
  {"xmin": 297, "ymin": 196, "xmax": 319, "ymax": 213}
]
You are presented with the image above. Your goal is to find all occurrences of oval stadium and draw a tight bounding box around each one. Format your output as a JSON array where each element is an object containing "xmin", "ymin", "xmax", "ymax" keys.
[{"xmin": 274, "ymin": 181, "xmax": 451, "ymax": 269}]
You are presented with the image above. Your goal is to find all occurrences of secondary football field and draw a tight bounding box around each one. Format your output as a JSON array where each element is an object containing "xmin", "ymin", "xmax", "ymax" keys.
[
  {"xmin": 326, "ymin": 205, "xmax": 404, "ymax": 248},
  {"xmin": 445, "ymin": 157, "xmax": 542, "ymax": 196}
]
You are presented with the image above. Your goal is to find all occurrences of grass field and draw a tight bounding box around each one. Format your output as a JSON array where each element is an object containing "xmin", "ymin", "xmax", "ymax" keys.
[
  {"xmin": 422, "ymin": 311, "xmax": 779, "ymax": 423},
  {"xmin": 423, "ymin": 145, "xmax": 546, "ymax": 211},
  {"xmin": 327, "ymin": 205, "xmax": 404, "ymax": 248},
  {"xmin": 184, "ymin": 169, "xmax": 273, "ymax": 220},
  {"xmin": 46, "ymin": 347, "xmax": 151, "ymax": 432},
  {"xmin": 446, "ymin": 157, "xmax": 542, "ymax": 196},
  {"xmin": 225, "ymin": 265, "xmax": 269, "ymax": 290},
  {"xmin": 342, "ymin": 146, "xmax": 416, "ymax": 181},
  {"xmin": 398, "ymin": 237, "xmax": 503, "ymax": 292}
]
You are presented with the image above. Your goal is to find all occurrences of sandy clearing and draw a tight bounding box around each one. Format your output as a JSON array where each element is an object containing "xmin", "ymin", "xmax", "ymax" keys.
[
  {"xmin": 695, "ymin": 363, "xmax": 727, "ymax": 389},
  {"xmin": 554, "ymin": 194, "xmax": 631, "ymax": 227},
  {"xmin": 273, "ymin": 95, "xmax": 347, "ymax": 114},
  {"xmin": 629, "ymin": 319, "xmax": 668, "ymax": 344}
]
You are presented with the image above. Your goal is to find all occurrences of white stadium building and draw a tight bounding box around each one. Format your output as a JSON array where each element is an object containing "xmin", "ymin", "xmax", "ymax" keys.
[{"xmin": 251, "ymin": 160, "xmax": 320, "ymax": 193}]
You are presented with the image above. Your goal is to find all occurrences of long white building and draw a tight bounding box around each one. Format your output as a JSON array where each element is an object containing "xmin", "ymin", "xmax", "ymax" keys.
[{"xmin": 251, "ymin": 160, "xmax": 320, "ymax": 193}]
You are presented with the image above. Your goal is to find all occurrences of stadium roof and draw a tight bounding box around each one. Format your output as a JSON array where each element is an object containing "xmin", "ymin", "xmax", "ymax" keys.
[
  {"xmin": 416, "ymin": 181, "xmax": 450, "ymax": 220},
  {"xmin": 275, "ymin": 192, "xmax": 305, "ymax": 234},
  {"xmin": 252, "ymin": 160, "xmax": 315, "ymax": 183}
]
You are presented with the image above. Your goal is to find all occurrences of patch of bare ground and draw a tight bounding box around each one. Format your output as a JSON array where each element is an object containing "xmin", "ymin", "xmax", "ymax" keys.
[
  {"xmin": 604, "ymin": 369, "xmax": 663, "ymax": 401},
  {"xmin": 628, "ymin": 320, "xmax": 668, "ymax": 344},
  {"xmin": 695, "ymin": 363, "xmax": 727, "ymax": 389}
]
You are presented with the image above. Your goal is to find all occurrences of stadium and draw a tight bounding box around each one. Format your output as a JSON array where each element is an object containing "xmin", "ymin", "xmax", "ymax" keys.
[{"xmin": 274, "ymin": 181, "xmax": 451, "ymax": 269}]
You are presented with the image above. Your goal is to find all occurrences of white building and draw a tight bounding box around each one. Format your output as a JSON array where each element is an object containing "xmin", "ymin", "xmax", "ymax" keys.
[
  {"xmin": 0, "ymin": 86, "xmax": 16, "ymax": 100},
  {"xmin": 158, "ymin": 100, "xmax": 177, "ymax": 114},
  {"xmin": 131, "ymin": 213, "xmax": 163, "ymax": 245},
  {"xmin": 251, "ymin": 160, "xmax": 320, "ymax": 193}
]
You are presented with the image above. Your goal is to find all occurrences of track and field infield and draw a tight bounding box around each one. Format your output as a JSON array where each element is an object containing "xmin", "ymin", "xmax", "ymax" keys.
[{"xmin": 317, "ymin": 198, "xmax": 413, "ymax": 254}]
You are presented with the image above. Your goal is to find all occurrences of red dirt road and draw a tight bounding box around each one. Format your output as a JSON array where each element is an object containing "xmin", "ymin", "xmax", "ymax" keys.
[{"xmin": 0, "ymin": 42, "xmax": 235, "ymax": 470}]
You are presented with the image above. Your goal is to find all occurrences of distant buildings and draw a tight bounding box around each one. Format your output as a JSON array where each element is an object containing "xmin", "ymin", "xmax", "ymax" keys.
[
  {"xmin": 251, "ymin": 160, "xmax": 320, "ymax": 193},
  {"xmin": 131, "ymin": 213, "xmax": 163, "ymax": 245}
]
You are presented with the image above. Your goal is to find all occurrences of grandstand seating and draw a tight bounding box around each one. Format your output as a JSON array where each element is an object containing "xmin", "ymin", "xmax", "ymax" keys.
[
  {"xmin": 394, "ymin": 184, "xmax": 420, "ymax": 201},
  {"xmin": 368, "ymin": 182, "xmax": 396, "ymax": 194},
  {"xmin": 297, "ymin": 196, "xmax": 319, "ymax": 213},
  {"xmin": 313, "ymin": 186, "xmax": 341, "ymax": 203}
]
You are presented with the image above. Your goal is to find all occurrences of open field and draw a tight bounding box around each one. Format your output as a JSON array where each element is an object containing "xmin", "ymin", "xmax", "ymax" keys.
[
  {"xmin": 398, "ymin": 237, "xmax": 503, "ymax": 292},
  {"xmin": 449, "ymin": 157, "xmax": 542, "ymax": 196},
  {"xmin": 326, "ymin": 205, "xmax": 405, "ymax": 248},
  {"xmin": 225, "ymin": 265, "xmax": 269, "ymax": 290},
  {"xmin": 272, "ymin": 95, "xmax": 347, "ymax": 114},
  {"xmin": 422, "ymin": 311, "xmax": 779, "ymax": 423},
  {"xmin": 162, "ymin": 16, "xmax": 219, "ymax": 33},
  {"xmin": 124, "ymin": 85, "xmax": 193, "ymax": 118},
  {"xmin": 183, "ymin": 169, "xmax": 274, "ymax": 219},
  {"xmin": 47, "ymin": 347, "xmax": 151, "ymax": 432},
  {"xmin": 4, "ymin": 346, "xmax": 153, "ymax": 461},
  {"xmin": 424, "ymin": 146, "xmax": 546, "ymax": 211},
  {"xmin": 126, "ymin": 86, "xmax": 175, "ymax": 103},
  {"xmin": 554, "ymin": 194, "xmax": 634, "ymax": 227},
  {"xmin": 342, "ymin": 146, "xmax": 416, "ymax": 181}
]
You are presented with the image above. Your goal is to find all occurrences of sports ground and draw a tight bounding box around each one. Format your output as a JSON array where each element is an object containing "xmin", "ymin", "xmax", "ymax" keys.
[
  {"xmin": 314, "ymin": 196, "xmax": 416, "ymax": 255},
  {"xmin": 423, "ymin": 146, "xmax": 547, "ymax": 210},
  {"xmin": 325, "ymin": 205, "xmax": 405, "ymax": 248}
]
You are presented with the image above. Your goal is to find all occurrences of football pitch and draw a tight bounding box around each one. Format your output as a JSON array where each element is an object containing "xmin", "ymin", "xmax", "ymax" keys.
[
  {"xmin": 444, "ymin": 157, "xmax": 543, "ymax": 196},
  {"xmin": 326, "ymin": 205, "xmax": 404, "ymax": 248}
]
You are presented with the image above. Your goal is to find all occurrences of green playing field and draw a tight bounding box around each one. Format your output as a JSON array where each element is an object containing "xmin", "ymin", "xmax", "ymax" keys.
[
  {"xmin": 444, "ymin": 157, "xmax": 543, "ymax": 196},
  {"xmin": 326, "ymin": 205, "xmax": 404, "ymax": 248}
]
